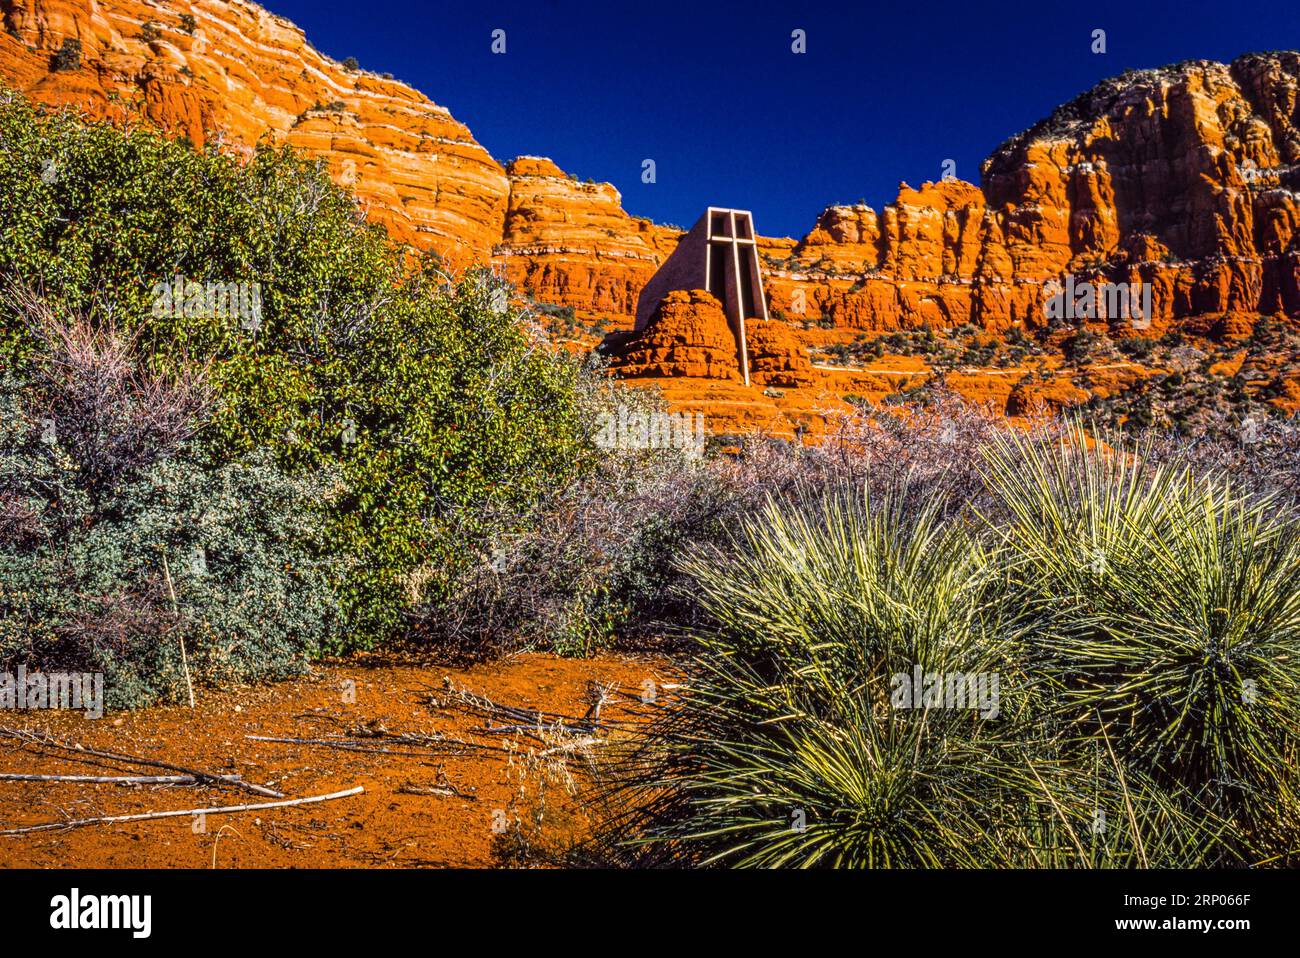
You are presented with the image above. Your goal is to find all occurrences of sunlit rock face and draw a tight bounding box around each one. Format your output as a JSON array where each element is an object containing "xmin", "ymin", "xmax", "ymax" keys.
[
  {"xmin": 6, "ymin": 6, "xmax": 1296, "ymax": 333},
  {"xmin": 0, "ymin": 0, "xmax": 510, "ymax": 269}
]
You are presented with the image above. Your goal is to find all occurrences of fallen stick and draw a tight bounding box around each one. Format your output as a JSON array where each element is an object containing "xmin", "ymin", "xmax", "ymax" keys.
[
  {"xmin": 250, "ymin": 735, "xmax": 451, "ymax": 757},
  {"xmin": 0, "ymin": 785, "xmax": 365, "ymax": 836},
  {"xmin": 338, "ymin": 724, "xmax": 499, "ymax": 751},
  {"xmin": 0, "ymin": 727, "xmax": 283, "ymax": 799},
  {"xmin": 482, "ymin": 723, "xmax": 567, "ymax": 734},
  {"xmin": 396, "ymin": 783, "xmax": 473, "ymax": 798},
  {"xmin": 396, "ymin": 773, "xmax": 477, "ymax": 800},
  {"xmin": 436, "ymin": 683, "xmax": 635, "ymax": 732},
  {"xmin": 0, "ymin": 772, "xmax": 244, "ymax": 785}
]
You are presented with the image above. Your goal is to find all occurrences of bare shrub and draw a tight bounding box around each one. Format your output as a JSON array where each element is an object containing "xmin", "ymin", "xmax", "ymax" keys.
[
  {"xmin": 815, "ymin": 388, "xmax": 1056, "ymax": 518},
  {"xmin": 1136, "ymin": 412, "xmax": 1300, "ymax": 509},
  {"xmin": 7, "ymin": 287, "xmax": 212, "ymax": 504},
  {"xmin": 0, "ymin": 491, "xmax": 40, "ymax": 547},
  {"xmin": 417, "ymin": 387, "xmax": 1054, "ymax": 656},
  {"xmin": 417, "ymin": 380, "xmax": 1300, "ymax": 660}
]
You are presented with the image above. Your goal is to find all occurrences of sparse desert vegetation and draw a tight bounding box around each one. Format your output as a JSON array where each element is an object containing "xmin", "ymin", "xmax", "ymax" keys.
[{"xmin": 3, "ymin": 88, "xmax": 1300, "ymax": 870}]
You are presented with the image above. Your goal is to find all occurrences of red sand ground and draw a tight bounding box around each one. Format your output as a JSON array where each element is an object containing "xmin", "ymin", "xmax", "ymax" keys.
[{"xmin": 0, "ymin": 652, "xmax": 671, "ymax": 868}]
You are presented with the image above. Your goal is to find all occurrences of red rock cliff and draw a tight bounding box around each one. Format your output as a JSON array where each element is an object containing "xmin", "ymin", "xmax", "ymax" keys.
[{"xmin": 0, "ymin": 0, "xmax": 510, "ymax": 268}]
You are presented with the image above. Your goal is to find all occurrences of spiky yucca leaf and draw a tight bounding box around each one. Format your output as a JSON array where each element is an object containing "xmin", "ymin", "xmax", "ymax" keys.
[
  {"xmin": 679, "ymin": 486, "xmax": 1002, "ymax": 683},
  {"xmin": 599, "ymin": 486, "xmax": 1039, "ymax": 867},
  {"xmin": 984, "ymin": 425, "xmax": 1300, "ymax": 833},
  {"xmin": 1009, "ymin": 747, "xmax": 1235, "ymax": 868}
]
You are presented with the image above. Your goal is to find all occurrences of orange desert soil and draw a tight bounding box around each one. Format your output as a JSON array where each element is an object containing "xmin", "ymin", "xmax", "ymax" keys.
[{"xmin": 0, "ymin": 653, "xmax": 671, "ymax": 868}]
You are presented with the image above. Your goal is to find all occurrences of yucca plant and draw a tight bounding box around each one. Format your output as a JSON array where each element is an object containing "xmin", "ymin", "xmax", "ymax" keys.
[
  {"xmin": 983, "ymin": 425, "xmax": 1300, "ymax": 859},
  {"xmin": 679, "ymin": 482, "xmax": 1003, "ymax": 681},
  {"xmin": 598, "ymin": 485, "xmax": 1043, "ymax": 867},
  {"xmin": 599, "ymin": 428, "xmax": 1300, "ymax": 867},
  {"xmin": 1009, "ymin": 743, "xmax": 1233, "ymax": 868}
]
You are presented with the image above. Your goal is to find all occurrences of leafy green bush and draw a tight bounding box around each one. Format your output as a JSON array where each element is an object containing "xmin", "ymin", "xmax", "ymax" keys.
[
  {"xmin": 0, "ymin": 449, "xmax": 340, "ymax": 709},
  {"xmin": 50, "ymin": 39, "xmax": 81, "ymax": 73},
  {"xmin": 1062, "ymin": 327, "xmax": 1100, "ymax": 365},
  {"xmin": 0, "ymin": 87, "xmax": 592, "ymax": 647}
]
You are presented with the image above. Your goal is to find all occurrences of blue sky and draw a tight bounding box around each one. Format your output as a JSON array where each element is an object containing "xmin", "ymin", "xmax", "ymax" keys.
[{"xmin": 263, "ymin": 0, "xmax": 1298, "ymax": 239}]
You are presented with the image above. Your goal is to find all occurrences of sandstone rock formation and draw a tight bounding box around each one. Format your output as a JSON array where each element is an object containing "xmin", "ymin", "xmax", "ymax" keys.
[
  {"xmin": 795, "ymin": 204, "xmax": 881, "ymax": 270},
  {"xmin": 606, "ymin": 290, "xmax": 740, "ymax": 381},
  {"xmin": 1006, "ymin": 377, "xmax": 1091, "ymax": 417},
  {"xmin": 495, "ymin": 156, "xmax": 678, "ymax": 318},
  {"xmin": 0, "ymin": 0, "xmax": 509, "ymax": 268},
  {"xmin": 768, "ymin": 57, "xmax": 1300, "ymax": 344},
  {"xmin": 979, "ymin": 55, "xmax": 1300, "ymax": 329},
  {"xmin": 744, "ymin": 319, "xmax": 814, "ymax": 388},
  {"xmin": 6, "ymin": 1, "xmax": 1297, "ymax": 340}
]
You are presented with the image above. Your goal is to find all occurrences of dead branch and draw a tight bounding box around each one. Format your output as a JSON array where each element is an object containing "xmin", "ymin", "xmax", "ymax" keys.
[
  {"xmin": 161, "ymin": 553, "xmax": 196, "ymax": 709},
  {"xmin": 430, "ymin": 681, "xmax": 625, "ymax": 734},
  {"xmin": 302, "ymin": 716, "xmax": 503, "ymax": 751},
  {"xmin": 395, "ymin": 769, "xmax": 477, "ymax": 800},
  {"xmin": 0, "ymin": 727, "xmax": 283, "ymax": 798},
  {"xmin": 583, "ymin": 680, "xmax": 618, "ymax": 729},
  {"xmin": 245, "ymin": 734, "xmax": 507, "ymax": 757},
  {"xmin": 0, "ymin": 772, "xmax": 244, "ymax": 785},
  {"xmin": 0, "ymin": 785, "xmax": 365, "ymax": 836}
]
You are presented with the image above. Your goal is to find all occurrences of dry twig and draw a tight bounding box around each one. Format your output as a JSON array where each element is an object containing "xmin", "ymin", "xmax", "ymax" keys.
[
  {"xmin": 0, "ymin": 772, "xmax": 244, "ymax": 785},
  {"xmin": 0, "ymin": 727, "xmax": 283, "ymax": 798},
  {"xmin": 0, "ymin": 785, "xmax": 364, "ymax": 836}
]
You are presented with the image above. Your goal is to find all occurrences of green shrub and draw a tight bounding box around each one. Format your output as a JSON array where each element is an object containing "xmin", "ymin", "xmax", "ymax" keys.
[
  {"xmin": 50, "ymin": 39, "xmax": 81, "ymax": 73},
  {"xmin": 984, "ymin": 426, "xmax": 1300, "ymax": 857},
  {"xmin": 1062, "ymin": 327, "xmax": 1098, "ymax": 365},
  {"xmin": 0, "ymin": 457, "xmax": 338, "ymax": 708},
  {"xmin": 0, "ymin": 87, "xmax": 593, "ymax": 648}
]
